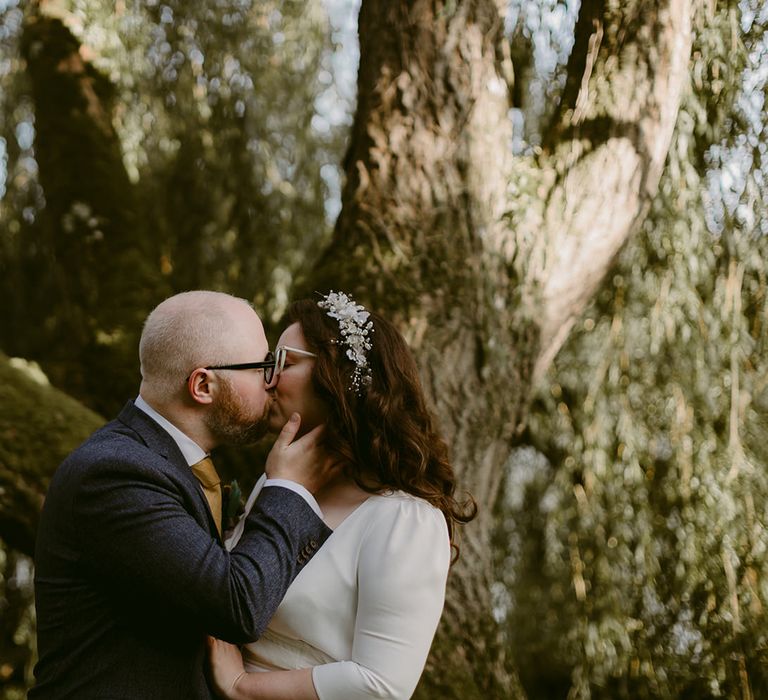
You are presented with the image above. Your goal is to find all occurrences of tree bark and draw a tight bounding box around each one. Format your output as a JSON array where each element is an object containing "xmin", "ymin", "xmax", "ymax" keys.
[
  {"xmin": 15, "ymin": 8, "xmax": 166, "ymax": 416},
  {"xmin": 306, "ymin": 0, "xmax": 693, "ymax": 696}
]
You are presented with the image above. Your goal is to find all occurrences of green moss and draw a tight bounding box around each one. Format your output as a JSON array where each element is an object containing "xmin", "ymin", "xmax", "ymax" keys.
[{"xmin": 0, "ymin": 354, "xmax": 104, "ymax": 554}]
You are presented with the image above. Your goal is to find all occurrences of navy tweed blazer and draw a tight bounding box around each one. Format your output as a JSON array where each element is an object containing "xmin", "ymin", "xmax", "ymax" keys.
[{"xmin": 31, "ymin": 400, "xmax": 331, "ymax": 699}]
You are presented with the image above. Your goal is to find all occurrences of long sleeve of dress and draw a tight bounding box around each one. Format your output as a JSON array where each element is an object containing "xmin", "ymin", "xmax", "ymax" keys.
[{"xmin": 311, "ymin": 497, "xmax": 451, "ymax": 700}]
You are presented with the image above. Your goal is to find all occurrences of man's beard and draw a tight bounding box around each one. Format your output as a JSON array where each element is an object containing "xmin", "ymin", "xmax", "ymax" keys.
[{"xmin": 205, "ymin": 376, "xmax": 270, "ymax": 445}]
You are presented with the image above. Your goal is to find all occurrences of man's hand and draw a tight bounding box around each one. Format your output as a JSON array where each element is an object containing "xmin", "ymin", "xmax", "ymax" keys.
[{"xmin": 265, "ymin": 413, "xmax": 341, "ymax": 494}]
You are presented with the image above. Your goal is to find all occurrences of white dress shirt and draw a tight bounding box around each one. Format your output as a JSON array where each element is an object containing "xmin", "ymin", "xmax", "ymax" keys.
[{"xmin": 134, "ymin": 396, "xmax": 322, "ymax": 517}]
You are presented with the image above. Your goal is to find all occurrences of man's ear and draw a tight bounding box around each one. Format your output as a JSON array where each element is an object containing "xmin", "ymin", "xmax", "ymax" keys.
[{"xmin": 187, "ymin": 368, "xmax": 215, "ymax": 405}]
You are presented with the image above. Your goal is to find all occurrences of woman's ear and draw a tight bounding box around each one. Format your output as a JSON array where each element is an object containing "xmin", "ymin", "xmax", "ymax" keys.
[{"xmin": 187, "ymin": 368, "xmax": 215, "ymax": 405}]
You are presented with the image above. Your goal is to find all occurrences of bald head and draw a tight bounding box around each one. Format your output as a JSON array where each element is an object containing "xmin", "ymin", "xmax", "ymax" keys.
[{"xmin": 139, "ymin": 291, "xmax": 265, "ymax": 400}]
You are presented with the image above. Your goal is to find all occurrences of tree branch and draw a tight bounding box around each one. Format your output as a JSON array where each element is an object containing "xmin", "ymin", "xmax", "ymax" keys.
[{"xmin": 528, "ymin": 0, "xmax": 694, "ymax": 382}]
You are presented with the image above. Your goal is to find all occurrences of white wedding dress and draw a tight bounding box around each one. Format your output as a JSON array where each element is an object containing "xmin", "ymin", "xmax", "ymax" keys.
[{"xmin": 225, "ymin": 475, "xmax": 450, "ymax": 700}]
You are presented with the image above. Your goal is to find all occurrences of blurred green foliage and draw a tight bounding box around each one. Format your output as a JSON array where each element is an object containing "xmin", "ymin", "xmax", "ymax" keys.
[
  {"xmin": 0, "ymin": 544, "xmax": 34, "ymax": 699},
  {"xmin": 498, "ymin": 2, "xmax": 768, "ymax": 697},
  {"xmin": 0, "ymin": 0, "xmax": 347, "ymax": 416}
]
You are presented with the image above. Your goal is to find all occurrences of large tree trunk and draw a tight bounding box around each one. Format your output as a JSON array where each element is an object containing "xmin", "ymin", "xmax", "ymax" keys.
[
  {"xmin": 306, "ymin": 0, "xmax": 693, "ymax": 696},
  {"xmin": 14, "ymin": 7, "xmax": 166, "ymax": 417},
  {"xmin": 0, "ymin": 6, "xmax": 144, "ymax": 553}
]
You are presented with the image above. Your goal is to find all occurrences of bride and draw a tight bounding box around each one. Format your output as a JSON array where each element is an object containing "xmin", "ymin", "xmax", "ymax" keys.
[{"xmin": 208, "ymin": 291, "xmax": 476, "ymax": 700}]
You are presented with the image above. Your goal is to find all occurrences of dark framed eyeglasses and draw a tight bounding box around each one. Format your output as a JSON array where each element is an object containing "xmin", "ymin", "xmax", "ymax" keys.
[{"xmin": 194, "ymin": 351, "xmax": 276, "ymax": 384}]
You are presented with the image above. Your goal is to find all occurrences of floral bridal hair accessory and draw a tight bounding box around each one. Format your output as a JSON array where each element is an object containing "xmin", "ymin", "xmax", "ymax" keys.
[{"xmin": 317, "ymin": 291, "xmax": 373, "ymax": 394}]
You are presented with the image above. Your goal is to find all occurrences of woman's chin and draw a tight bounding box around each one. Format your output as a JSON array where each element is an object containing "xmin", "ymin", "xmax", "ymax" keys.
[
  {"xmin": 267, "ymin": 408, "xmax": 285, "ymax": 434},
  {"xmin": 267, "ymin": 406, "xmax": 320, "ymax": 435}
]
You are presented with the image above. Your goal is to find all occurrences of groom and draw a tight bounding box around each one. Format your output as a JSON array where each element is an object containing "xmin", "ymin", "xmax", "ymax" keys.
[{"xmin": 30, "ymin": 291, "xmax": 334, "ymax": 699}]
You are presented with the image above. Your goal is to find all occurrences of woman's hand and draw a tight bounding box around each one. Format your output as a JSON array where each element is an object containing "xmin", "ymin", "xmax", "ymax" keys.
[{"xmin": 207, "ymin": 636, "xmax": 247, "ymax": 699}]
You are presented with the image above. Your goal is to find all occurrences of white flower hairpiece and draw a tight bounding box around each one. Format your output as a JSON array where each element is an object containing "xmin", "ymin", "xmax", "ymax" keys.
[{"xmin": 317, "ymin": 291, "xmax": 373, "ymax": 393}]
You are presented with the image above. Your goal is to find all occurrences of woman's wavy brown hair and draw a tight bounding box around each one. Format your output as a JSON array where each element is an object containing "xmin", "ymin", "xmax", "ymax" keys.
[{"xmin": 283, "ymin": 297, "xmax": 477, "ymax": 561}]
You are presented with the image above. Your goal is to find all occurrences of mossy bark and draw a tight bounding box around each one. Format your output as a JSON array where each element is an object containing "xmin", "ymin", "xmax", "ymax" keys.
[{"xmin": 0, "ymin": 355, "xmax": 104, "ymax": 556}]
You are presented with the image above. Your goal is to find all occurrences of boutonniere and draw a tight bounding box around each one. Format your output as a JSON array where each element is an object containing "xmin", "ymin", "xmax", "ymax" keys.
[{"xmin": 222, "ymin": 479, "xmax": 246, "ymax": 534}]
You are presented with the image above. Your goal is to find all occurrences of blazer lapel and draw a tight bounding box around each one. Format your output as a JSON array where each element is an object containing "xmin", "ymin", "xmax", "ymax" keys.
[
  {"xmin": 117, "ymin": 401, "xmax": 190, "ymax": 465},
  {"xmin": 116, "ymin": 401, "xmax": 221, "ymax": 540}
]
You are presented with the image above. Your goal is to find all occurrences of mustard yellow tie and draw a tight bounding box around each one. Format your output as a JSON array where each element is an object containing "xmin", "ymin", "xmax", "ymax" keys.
[{"xmin": 191, "ymin": 457, "xmax": 222, "ymax": 537}]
